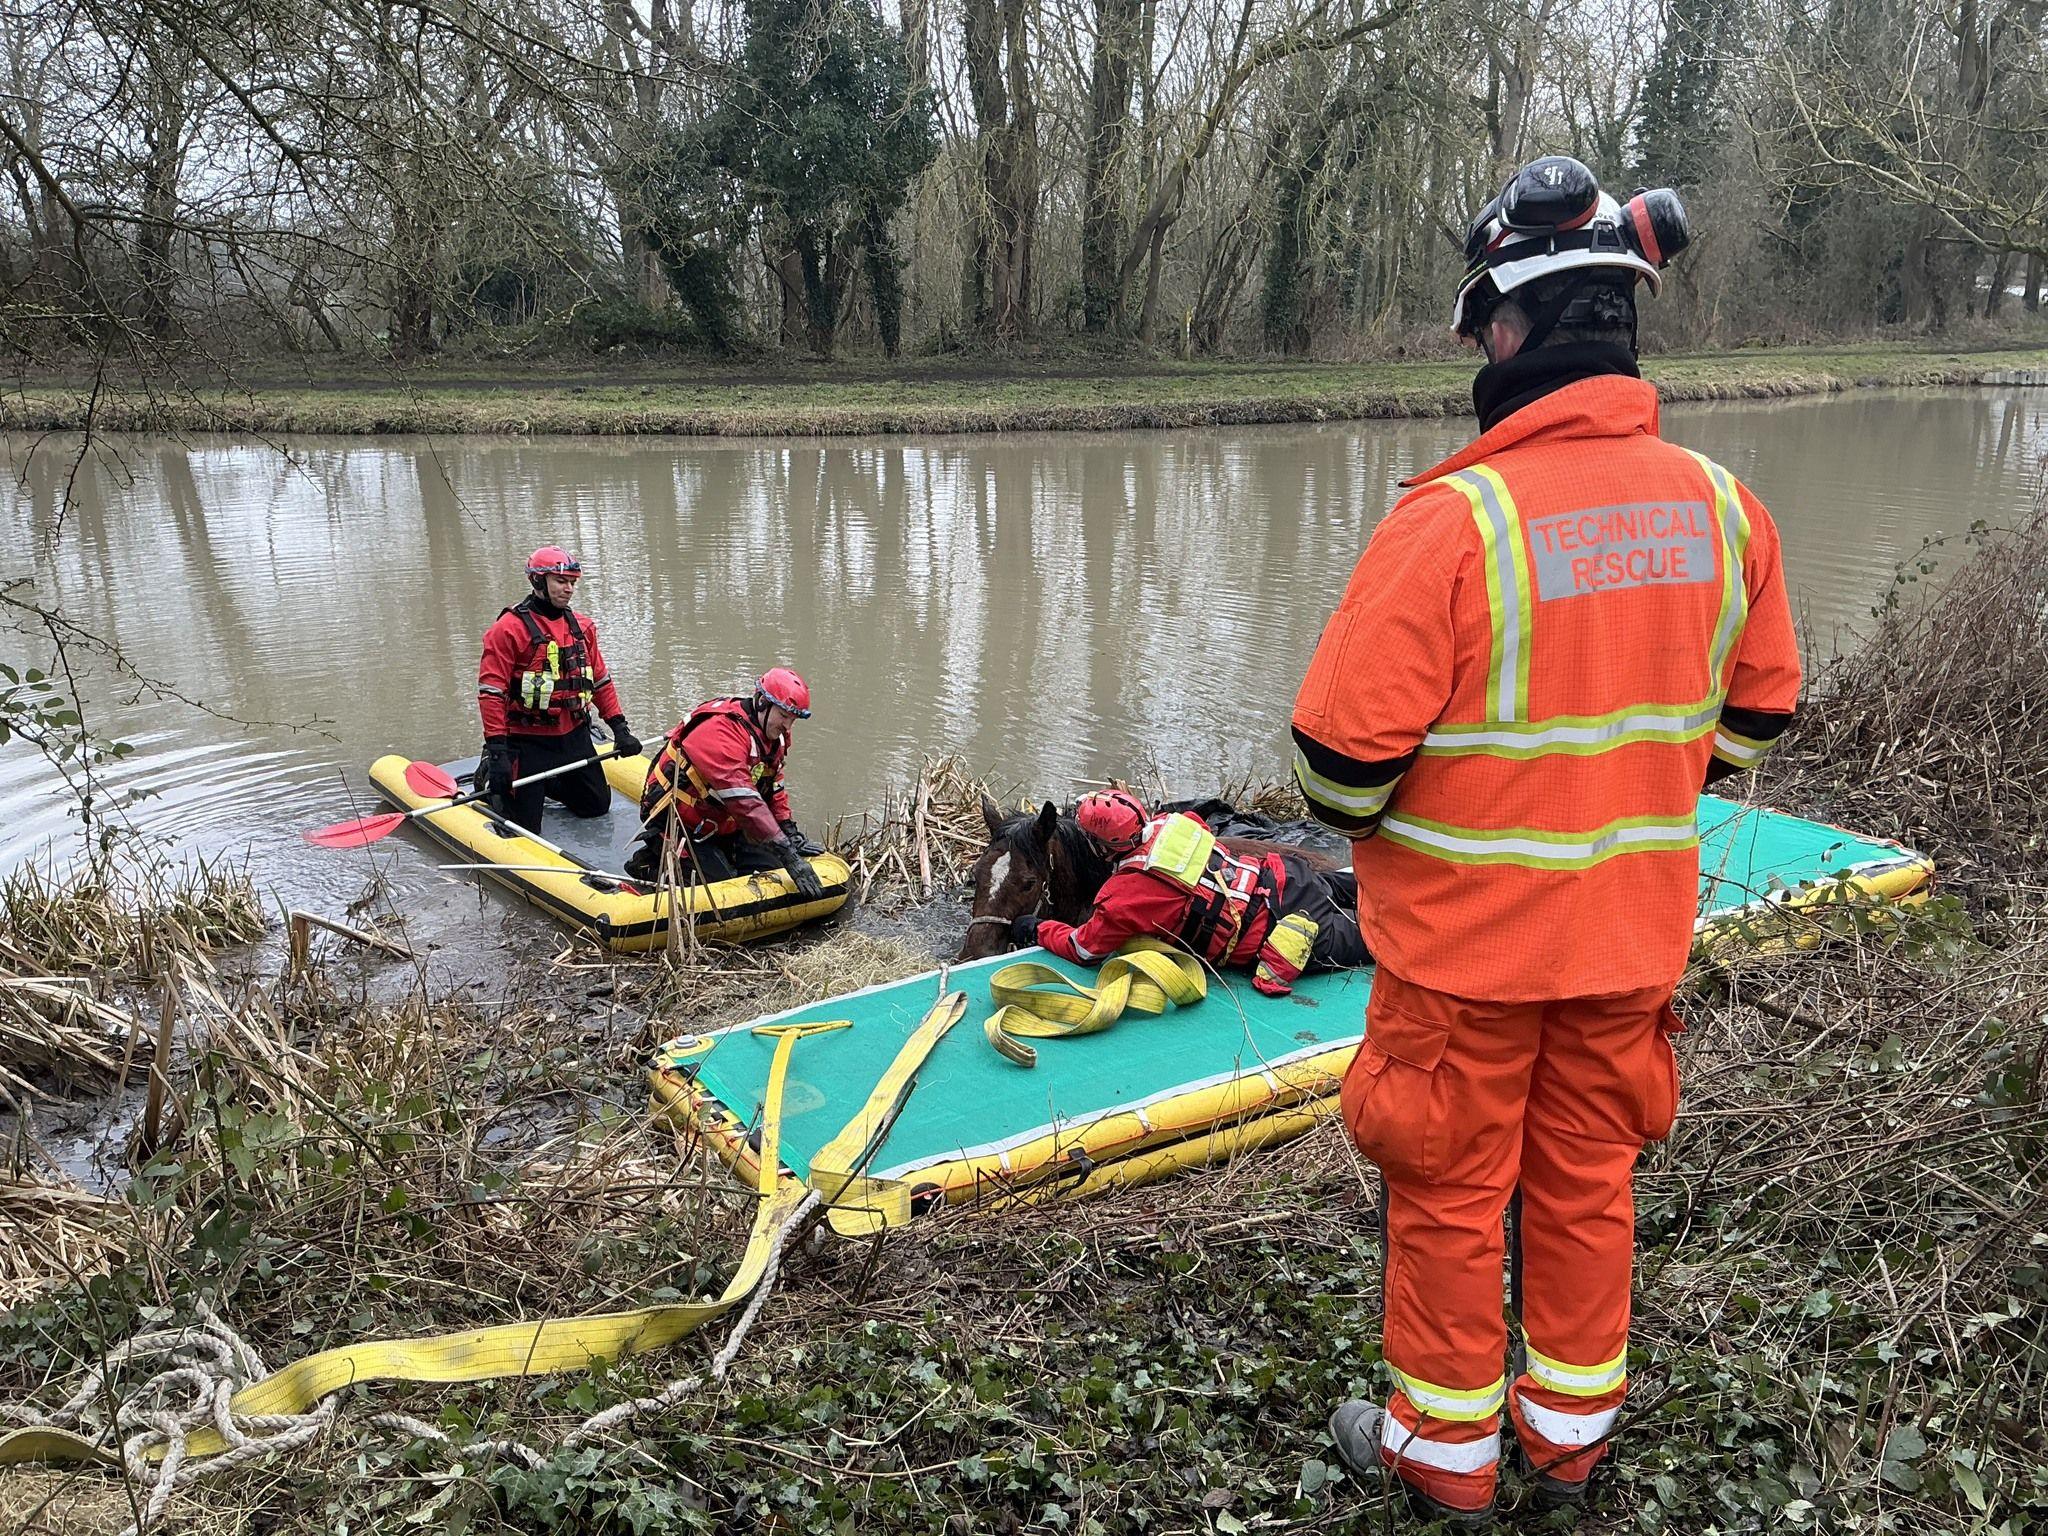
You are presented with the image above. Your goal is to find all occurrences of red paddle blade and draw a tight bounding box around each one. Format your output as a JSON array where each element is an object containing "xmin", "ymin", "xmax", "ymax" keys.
[
  {"xmin": 404, "ymin": 760, "xmax": 461, "ymax": 799},
  {"xmin": 302, "ymin": 812, "xmax": 408, "ymax": 849}
]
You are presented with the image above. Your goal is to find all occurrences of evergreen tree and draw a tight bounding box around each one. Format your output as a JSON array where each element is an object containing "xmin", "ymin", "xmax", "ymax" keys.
[
  {"xmin": 713, "ymin": 0, "xmax": 938, "ymax": 356},
  {"xmin": 1633, "ymin": 0, "xmax": 1745, "ymax": 186}
]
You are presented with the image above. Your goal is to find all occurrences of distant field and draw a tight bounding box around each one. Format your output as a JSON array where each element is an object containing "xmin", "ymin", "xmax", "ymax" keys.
[{"xmin": 7, "ymin": 343, "xmax": 2048, "ymax": 437}]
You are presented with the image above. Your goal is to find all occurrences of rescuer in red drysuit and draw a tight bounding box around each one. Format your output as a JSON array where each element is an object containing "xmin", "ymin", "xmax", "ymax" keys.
[{"xmin": 476, "ymin": 546, "xmax": 640, "ymax": 830}]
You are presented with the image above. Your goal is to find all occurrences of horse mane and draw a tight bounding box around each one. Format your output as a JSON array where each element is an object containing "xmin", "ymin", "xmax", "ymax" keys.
[{"xmin": 992, "ymin": 804, "xmax": 1111, "ymax": 922}]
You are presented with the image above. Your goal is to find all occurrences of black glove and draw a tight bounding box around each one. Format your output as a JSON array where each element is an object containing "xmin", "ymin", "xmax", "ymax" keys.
[
  {"xmin": 777, "ymin": 838, "xmax": 826, "ymax": 901},
  {"xmin": 779, "ymin": 818, "xmax": 824, "ymax": 857},
  {"xmin": 605, "ymin": 716, "xmax": 642, "ymax": 759},
  {"xmin": 1009, "ymin": 912, "xmax": 1041, "ymax": 947},
  {"xmin": 479, "ymin": 738, "xmax": 515, "ymax": 800}
]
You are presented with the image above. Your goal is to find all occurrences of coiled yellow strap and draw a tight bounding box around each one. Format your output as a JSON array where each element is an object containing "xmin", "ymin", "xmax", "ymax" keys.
[{"xmin": 983, "ymin": 941, "xmax": 1208, "ymax": 1069}]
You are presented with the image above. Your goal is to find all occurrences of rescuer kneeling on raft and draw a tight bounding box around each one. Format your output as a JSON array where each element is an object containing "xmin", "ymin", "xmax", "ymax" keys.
[
  {"xmin": 1013, "ymin": 790, "xmax": 1370, "ymax": 996},
  {"xmin": 624, "ymin": 668, "xmax": 825, "ymax": 900},
  {"xmin": 476, "ymin": 546, "xmax": 641, "ymax": 831}
]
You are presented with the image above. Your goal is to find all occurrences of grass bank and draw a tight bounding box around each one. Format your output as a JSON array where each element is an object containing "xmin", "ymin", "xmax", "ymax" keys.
[
  {"xmin": 7, "ymin": 343, "xmax": 2048, "ymax": 438},
  {"xmin": 3, "ymin": 516, "xmax": 2046, "ymax": 1532}
]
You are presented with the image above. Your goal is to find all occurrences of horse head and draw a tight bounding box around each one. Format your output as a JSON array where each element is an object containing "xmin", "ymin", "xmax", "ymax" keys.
[{"xmin": 956, "ymin": 795, "xmax": 1109, "ymax": 961}]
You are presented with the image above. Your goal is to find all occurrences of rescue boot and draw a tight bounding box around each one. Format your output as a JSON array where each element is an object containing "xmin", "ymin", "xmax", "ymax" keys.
[
  {"xmin": 1515, "ymin": 1444, "xmax": 1593, "ymax": 1510},
  {"xmin": 1326, "ymin": 1401, "xmax": 1497, "ymax": 1528},
  {"xmin": 623, "ymin": 834, "xmax": 662, "ymax": 885}
]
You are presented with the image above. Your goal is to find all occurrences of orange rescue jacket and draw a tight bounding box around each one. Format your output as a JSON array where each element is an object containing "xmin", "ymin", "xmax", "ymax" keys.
[{"xmin": 1291, "ymin": 375, "xmax": 1801, "ymax": 1000}]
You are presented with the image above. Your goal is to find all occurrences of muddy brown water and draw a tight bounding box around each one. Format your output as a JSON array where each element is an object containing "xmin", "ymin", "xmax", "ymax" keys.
[{"xmin": 1, "ymin": 386, "xmax": 2043, "ymax": 971}]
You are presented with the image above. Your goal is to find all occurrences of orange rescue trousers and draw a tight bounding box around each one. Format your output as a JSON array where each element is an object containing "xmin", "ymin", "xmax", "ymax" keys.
[{"xmin": 1340, "ymin": 967, "xmax": 1680, "ymax": 1510}]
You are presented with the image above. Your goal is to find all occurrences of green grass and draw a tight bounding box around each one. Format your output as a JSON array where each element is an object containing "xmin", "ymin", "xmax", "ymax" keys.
[{"xmin": 7, "ymin": 343, "xmax": 2048, "ymax": 438}]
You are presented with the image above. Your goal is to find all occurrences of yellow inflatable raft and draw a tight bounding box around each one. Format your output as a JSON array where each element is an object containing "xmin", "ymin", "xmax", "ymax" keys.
[{"xmin": 369, "ymin": 752, "xmax": 850, "ymax": 951}]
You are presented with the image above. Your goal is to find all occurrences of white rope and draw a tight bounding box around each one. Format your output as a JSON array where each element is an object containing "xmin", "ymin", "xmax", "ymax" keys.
[
  {"xmin": 1, "ymin": 1300, "xmax": 337, "ymax": 1536},
  {"xmin": 4, "ymin": 1190, "xmax": 825, "ymax": 1524}
]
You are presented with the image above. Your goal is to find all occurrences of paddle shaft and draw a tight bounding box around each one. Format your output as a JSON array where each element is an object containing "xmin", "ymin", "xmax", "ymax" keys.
[{"xmin": 415, "ymin": 750, "xmax": 608, "ymax": 823}]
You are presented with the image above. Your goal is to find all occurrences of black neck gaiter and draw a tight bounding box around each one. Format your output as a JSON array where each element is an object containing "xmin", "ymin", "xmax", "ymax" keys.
[{"xmin": 1471, "ymin": 341, "xmax": 1640, "ymax": 433}]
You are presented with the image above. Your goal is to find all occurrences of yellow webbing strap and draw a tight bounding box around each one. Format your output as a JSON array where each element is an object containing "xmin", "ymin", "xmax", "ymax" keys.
[
  {"xmin": 0, "ymin": 1018, "xmax": 845, "ymax": 1471},
  {"xmin": 806, "ymin": 991, "xmax": 971, "ymax": 1238},
  {"xmin": 982, "ymin": 942, "xmax": 1207, "ymax": 1070}
]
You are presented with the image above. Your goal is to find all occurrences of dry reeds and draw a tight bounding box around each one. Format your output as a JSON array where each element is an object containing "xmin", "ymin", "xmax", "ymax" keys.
[
  {"xmin": 0, "ymin": 852, "xmax": 263, "ymax": 1096},
  {"xmin": 0, "ymin": 1173, "xmax": 144, "ymax": 1308},
  {"xmin": 1765, "ymin": 501, "xmax": 2048, "ymax": 910},
  {"xmin": 832, "ymin": 755, "xmax": 1014, "ymax": 903},
  {"xmin": 0, "ymin": 852, "xmax": 263, "ymax": 975}
]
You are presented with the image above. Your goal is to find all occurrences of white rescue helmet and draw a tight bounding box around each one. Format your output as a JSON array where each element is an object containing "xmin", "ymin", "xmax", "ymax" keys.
[{"xmin": 1452, "ymin": 154, "xmax": 1692, "ymax": 340}]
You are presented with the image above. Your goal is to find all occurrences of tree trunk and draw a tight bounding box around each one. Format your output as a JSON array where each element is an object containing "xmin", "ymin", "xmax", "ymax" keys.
[
  {"xmin": 770, "ymin": 241, "xmax": 806, "ymax": 349},
  {"xmin": 1081, "ymin": 0, "xmax": 1142, "ymax": 332},
  {"xmin": 1985, "ymin": 251, "xmax": 2012, "ymax": 318},
  {"xmin": 1899, "ymin": 216, "xmax": 1930, "ymax": 326},
  {"xmin": 961, "ymin": 0, "xmax": 1036, "ymax": 339},
  {"xmin": 387, "ymin": 195, "xmax": 436, "ymax": 361},
  {"xmin": 1137, "ymin": 220, "xmax": 1166, "ymax": 344},
  {"xmin": 137, "ymin": 58, "xmax": 186, "ymax": 341},
  {"xmin": 2026, "ymin": 253, "xmax": 2042, "ymax": 313}
]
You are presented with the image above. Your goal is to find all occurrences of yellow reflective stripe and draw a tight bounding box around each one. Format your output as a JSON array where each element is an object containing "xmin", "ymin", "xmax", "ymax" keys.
[
  {"xmin": 1292, "ymin": 747, "xmax": 1400, "ymax": 817},
  {"xmin": 1442, "ymin": 466, "xmax": 1533, "ymax": 724},
  {"xmin": 1422, "ymin": 696, "xmax": 1722, "ymax": 759},
  {"xmin": 1712, "ymin": 726, "xmax": 1774, "ymax": 765},
  {"xmin": 1525, "ymin": 1345, "xmax": 1628, "ymax": 1397},
  {"xmin": 1683, "ymin": 450, "xmax": 1752, "ymax": 687},
  {"xmin": 1392, "ymin": 1367, "xmax": 1507, "ymax": 1423},
  {"xmin": 1379, "ymin": 811, "xmax": 1697, "ymax": 871}
]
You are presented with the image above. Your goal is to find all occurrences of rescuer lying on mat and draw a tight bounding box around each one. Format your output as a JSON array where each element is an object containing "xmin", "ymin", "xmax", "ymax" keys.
[
  {"xmin": 1011, "ymin": 790, "xmax": 1370, "ymax": 996},
  {"xmin": 624, "ymin": 668, "xmax": 825, "ymax": 900}
]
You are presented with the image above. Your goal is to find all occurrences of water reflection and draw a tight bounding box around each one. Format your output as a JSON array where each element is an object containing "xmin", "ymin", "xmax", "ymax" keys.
[{"xmin": 2, "ymin": 389, "xmax": 2044, "ymax": 896}]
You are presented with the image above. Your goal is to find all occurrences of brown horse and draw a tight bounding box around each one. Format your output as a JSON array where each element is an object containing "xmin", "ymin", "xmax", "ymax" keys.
[{"xmin": 957, "ymin": 795, "xmax": 1341, "ymax": 962}]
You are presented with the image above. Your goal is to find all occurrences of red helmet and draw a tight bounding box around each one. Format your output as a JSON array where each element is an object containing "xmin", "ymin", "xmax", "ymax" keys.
[
  {"xmin": 527, "ymin": 546, "xmax": 581, "ymax": 581},
  {"xmin": 756, "ymin": 666, "xmax": 811, "ymax": 718},
  {"xmin": 1077, "ymin": 789, "xmax": 1149, "ymax": 854}
]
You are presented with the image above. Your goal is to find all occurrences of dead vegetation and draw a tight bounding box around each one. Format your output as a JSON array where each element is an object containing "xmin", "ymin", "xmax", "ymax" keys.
[
  {"xmin": 0, "ymin": 854, "xmax": 265, "ymax": 1109},
  {"xmin": 1763, "ymin": 502, "xmax": 2048, "ymax": 919},
  {"xmin": 0, "ymin": 520, "xmax": 2045, "ymax": 1532}
]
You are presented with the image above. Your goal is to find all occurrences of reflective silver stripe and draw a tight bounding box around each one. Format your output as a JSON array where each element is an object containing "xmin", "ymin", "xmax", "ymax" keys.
[
  {"xmin": 478, "ymin": 685, "xmax": 507, "ymax": 698},
  {"xmin": 1685, "ymin": 451, "xmax": 1752, "ymax": 683},
  {"xmin": 1379, "ymin": 815, "xmax": 1695, "ymax": 869},
  {"xmin": 1712, "ymin": 729, "xmax": 1769, "ymax": 763},
  {"xmin": 1382, "ymin": 1415, "xmax": 1501, "ymax": 1474},
  {"xmin": 1393, "ymin": 1367, "xmax": 1506, "ymax": 1421},
  {"xmin": 1423, "ymin": 701, "xmax": 1720, "ymax": 752},
  {"xmin": 1293, "ymin": 747, "xmax": 1398, "ymax": 814},
  {"xmin": 1454, "ymin": 467, "xmax": 1527, "ymax": 723},
  {"xmin": 710, "ymin": 786, "xmax": 765, "ymax": 803},
  {"xmin": 1526, "ymin": 1345, "xmax": 1627, "ymax": 1396},
  {"xmin": 1513, "ymin": 1392, "xmax": 1620, "ymax": 1448}
]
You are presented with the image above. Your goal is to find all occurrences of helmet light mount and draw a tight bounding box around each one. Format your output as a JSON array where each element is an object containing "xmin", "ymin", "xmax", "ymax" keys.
[{"xmin": 1453, "ymin": 155, "xmax": 1692, "ymax": 343}]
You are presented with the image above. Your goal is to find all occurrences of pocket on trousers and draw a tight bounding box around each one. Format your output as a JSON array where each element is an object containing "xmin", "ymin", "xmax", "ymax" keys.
[
  {"xmin": 1341, "ymin": 991, "xmax": 1452, "ymax": 1184},
  {"xmin": 1634, "ymin": 1009, "xmax": 1681, "ymax": 1143}
]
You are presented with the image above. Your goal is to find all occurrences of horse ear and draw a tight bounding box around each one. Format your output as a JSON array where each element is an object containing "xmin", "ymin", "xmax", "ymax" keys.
[
  {"xmin": 1033, "ymin": 800, "xmax": 1059, "ymax": 845},
  {"xmin": 981, "ymin": 794, "xmax": 1005, "ymax": 838}
]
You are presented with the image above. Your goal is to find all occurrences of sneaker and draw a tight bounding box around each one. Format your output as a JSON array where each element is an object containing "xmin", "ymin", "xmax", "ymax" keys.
[{"xmin": 1327, "ymin": 1401, "xmax": 1498, "ymax": 1527}]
